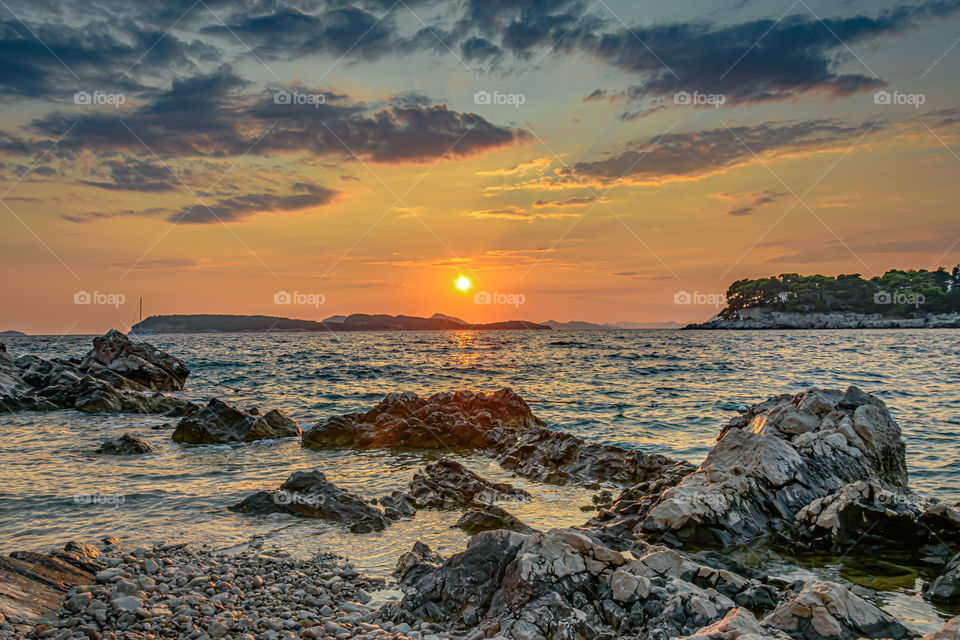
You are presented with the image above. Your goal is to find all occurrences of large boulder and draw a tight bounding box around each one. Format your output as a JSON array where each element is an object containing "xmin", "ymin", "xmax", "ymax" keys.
[
  {"xmin": 79, "ymin": 329, "xmax": 190, "ymax": 391},
  {"xmin": 393, "ymin": 527, "xmax": 781, "ymax": 639},
  {"xmin": 303, "ymin": 389, "xmax": 692, "ymax": 487},
  {"xmin": 922, "ymin": 617, "xmax": 960, "ymax": 639},
  {"xmin": 230, "ymin": 470, "xmax": 390, "ymax": 533},
  {"xmin": 760, "ymin": 580, "xmax": 910, "ymax": 639},
  {"xmin": 172, "ymin": 399, "xmax": 301, "ymax": 444},
  {"xmin": 594, "ymin": 387, "xmax": 910, "ymax": 547},
  {"xmin": 406, "ymin": 459, "xmax": 531, "ymax": 509}
]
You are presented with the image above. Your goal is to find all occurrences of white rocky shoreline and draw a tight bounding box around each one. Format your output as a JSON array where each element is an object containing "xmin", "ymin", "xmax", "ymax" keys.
[
  {"xmin": 2, "ymin": 331, "xmax": 960, "ymax": 639},
  {"xmin": 682, "ymin": 311, "xmax": 960, "ymax": 330}
]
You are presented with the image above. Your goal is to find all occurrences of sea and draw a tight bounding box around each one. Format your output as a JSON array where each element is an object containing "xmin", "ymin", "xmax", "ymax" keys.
[{"xmin": 1, "ymin": 329, "xmax": 958, "ymax": 632}]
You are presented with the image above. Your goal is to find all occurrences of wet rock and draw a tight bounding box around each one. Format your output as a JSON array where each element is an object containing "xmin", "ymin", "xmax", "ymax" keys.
[
  {"xmin": 302, "ymin": 389, "xmax": 691, "ymax": 487},
  {"xmin": 678, "ymin": 607, "xmax": 789, "ymax": 640},
  {"xmin": 760, "ymin": 579, "xmax": 910, "ymax": 639},
  {"xmin": 230, "ymin": 469, "xmax": 390, "ymax": 533},
  {"xmin": 96, "ymin": 433, "xmax": 154, "ymax": 455},
  {"xmin": 79, "ymin": 329, "xmax": 190, "ymax": 391},
  {"xmin": 0, "ymin": 544, "xmax": 95, "ymax": 633},
  {"xmin": 926, "ymin": 552, "xmax": 960, "ymax": 603},
  {"xmin": 172, "ymin": 398, "xmax": 301, "ymax": 444},
  {"xmin": 406, "ymin": 459, "xmax": 531, "ymax": 509},
  {"xmin": 455, "ymin": 505, "xmax": 535, "ymax": 535},
  {"xmin": 595, "ymin": 387, "xmax": 910, "ymax": 547},
  {"xmin": 792, "ymin": 480, "xmax": 960, "ymax": 556}
]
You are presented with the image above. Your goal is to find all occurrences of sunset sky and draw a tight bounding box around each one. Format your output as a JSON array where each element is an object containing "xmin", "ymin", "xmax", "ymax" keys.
[{"xmin": 2, "ymin": 0, "xmax": 959, "ymax": 333}]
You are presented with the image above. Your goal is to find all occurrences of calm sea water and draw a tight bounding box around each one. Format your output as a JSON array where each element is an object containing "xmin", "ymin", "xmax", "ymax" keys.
[{"xmin": 1, "ymin": 329, "xmax": 958, "ymax": 632}]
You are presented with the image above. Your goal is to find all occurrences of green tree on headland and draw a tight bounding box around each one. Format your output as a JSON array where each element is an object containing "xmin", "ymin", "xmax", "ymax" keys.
[{"xmin": 720, "ymin": 267, "xmax": 960, "ymax": 318}]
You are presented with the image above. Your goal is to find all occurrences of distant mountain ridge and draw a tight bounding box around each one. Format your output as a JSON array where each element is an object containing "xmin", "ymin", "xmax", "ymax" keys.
[
  {"xmin": 133, "ymin": 314, "xmax": 550, "ymax": 333},
  {"xmin": 543, "ymin": 320, "xmax": 682, "ymax": 330}
]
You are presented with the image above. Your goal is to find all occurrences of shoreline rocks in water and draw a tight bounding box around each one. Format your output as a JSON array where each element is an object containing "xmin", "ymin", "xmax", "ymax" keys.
[
  {"xmin": 302, "ymin": 389, "xmax": 694, "ymax": 487},
  {"xmin": 683, "ymin": 310, "xmax": 960, "ymax": 330},
  {"xmin": 404, "ymin": 459, "xmax": 531, "ymax": 509},
  {"xmin": 96, "ymin": 434, "xmax": 154, "ymax": 455},
  {"xmin": 230, "ymin": 470, "xmax": 391, "ymax": 533},
  {"xmin": 591, "ymin": 386, "xmax": 911, "ymax": 548},
  {"xmin": 0, "ymin": 330, "xmax": 191, "ymax": 415},
  {"xmin": 172, "ymin": 399, "xmax": 301, "ymax": 444}
]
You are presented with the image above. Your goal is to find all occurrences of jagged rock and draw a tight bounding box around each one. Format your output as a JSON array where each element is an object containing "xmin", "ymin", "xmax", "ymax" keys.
[
  {"xmin": 394, "ymin": 527, "xmax": 780, "ymax": 639},
  {"xmin": 678, "ymin": 607, "xmax": 789, "ymax": 640},
  {"xmin": 455, "ymin": 505, "xmax": 535, "ymax": 534},
  {"xmin": 0, "ymin": 544, "xmax": 95, "ymax": 631},
  {"xmin": 792, "ymin": 481, "xmax": 960, "ymax": 557},
  {"xmin": 302, "ymin": 389, "xmax": 692, "ymax": 487},
  {"xmin": 922, "ymin": 617, "xmax": 960, "ymax": 639},
  {"xmin": 229, "ymin": 469, "xmax": 390, "ymax": 533},
  {"xmin": 594, "ymin": 387, "xmax": 910, "ymax": 547},
  {"xmin": 96, "ymin": 433, "xmax": 153, "ymax": 455},
  {"xmin": 393, "ymin": 541, "xmax": 446, "ymax": 583},
  {"xmin": 172, "ymin": 398, "xmax": 301, "ymax": 444},
  {"xmin": 760, "ymin": 579, "xmax": 910, "ymax": 639},
  {"xmin": 79, "ymin": 329, "xmax": 190, "ymax": 390},
  {"xmin": 406, "ymin": 459, "xmax": 531, "ymax": 509},
  {"xmin": 926, "ymin": 552, "xmax": 960, "ymax": 603}
]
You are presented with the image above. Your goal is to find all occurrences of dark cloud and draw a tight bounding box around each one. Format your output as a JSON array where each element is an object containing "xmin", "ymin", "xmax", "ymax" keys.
[
  {"xmin": 0, "ymin": 18, "xmax": 218, "ymax": 100},
  {"xmin": 173, "ymin": 182, "xmax": 338, "ymax": 224},
  {"xmin": 721, "ymin": 189, "xmax": 789, "ymax": 216},
  {"xmin": 27, "ymin": 67, "xmax": 530, "ymax": 163},
  {"xmin": 532, "ymin": 196, "xmax": 596, "ymax": 207},
  {"xmin": 564, "ymin": 119, "xmax": 880, "ymax": 182},
  {"xmin": 79, "ymin": 158, "xmax": 181, "ymax": 192}
]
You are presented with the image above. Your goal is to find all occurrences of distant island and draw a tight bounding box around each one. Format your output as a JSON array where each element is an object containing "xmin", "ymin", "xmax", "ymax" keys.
[
  {"xmin": 543, "ymin": 320, "xmax": 682, "ymax": 330},
  {"xmin": 132, "ymin": 313, "xmax": 552, "ymax": 333},
  {"xmin": 685, "ymin": 268, "xmax": 960, "ymax": 329},
  {"xmin": 0, "ymin": 330, "xmax": 26, "ymax": 336}
]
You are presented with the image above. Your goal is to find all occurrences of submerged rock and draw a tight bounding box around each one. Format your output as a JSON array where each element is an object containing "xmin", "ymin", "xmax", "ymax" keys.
[
  {"xmin": 96, "ymin": 433, "xmax": 153, "ymax": 455},
  {"xmin": 230, "ymin": 469, "xmax": 390, "ymax": 533},
  {"xmin": 79, "ymin": 329, "xmax": 190, "ymax": 391},
  {"xmin": 593, "ymin": 387, "xmax": 911, "ymax": 547},
  {"xmin": 172, "ymin": 398, "xmax": 301, "ymax": 444},
  {"xmin": 926, "ymin": 552, "xmax": 960, "ymax": 603},
  {"xmin": 406, "ymin": 459, "xmax": 531, "ymax": 509},
  {"xmin": 455, "ymin": 505, "xmax": 535, "ymax": 534},
  {"xmin": 302, "ymin": 389, "xmax": 692, "ymax": 487}
]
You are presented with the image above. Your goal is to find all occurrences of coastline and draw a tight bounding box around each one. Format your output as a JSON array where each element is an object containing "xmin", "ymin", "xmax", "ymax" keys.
[{"xmin": 682, "ymin": 311, "xmax": 960, "ymax": 330}]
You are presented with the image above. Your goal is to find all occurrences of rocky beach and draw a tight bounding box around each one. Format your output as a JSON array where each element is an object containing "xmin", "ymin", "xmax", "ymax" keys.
[{"xmin": 2, "ymin": 331, "xmax": 960, "ymax": 639}]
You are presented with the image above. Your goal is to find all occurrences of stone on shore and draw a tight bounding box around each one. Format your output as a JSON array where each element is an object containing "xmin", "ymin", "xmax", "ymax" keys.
[
  {"xmin": 96, "ymin": 433, "xmax": 154, "ymax": 455},
  {"xmin": 172, "ymin": 398, "xmax": 301, "ymax": 444},
  {"xmin": 230, "ymin": 469, "xmax": 390, "ymax": 533},
  {"xmin": 302, "ymin": 389, "xmax": 693, "ymax": 487},
  {"xmin": 922, "ymin": 617, "xmax": 960, "ymax": 640}
]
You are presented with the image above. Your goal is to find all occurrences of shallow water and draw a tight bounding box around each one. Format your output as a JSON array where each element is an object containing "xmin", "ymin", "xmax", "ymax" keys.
[{"xmin": 1, "ymin": 329, "xmax": 958, "ymax": 632}]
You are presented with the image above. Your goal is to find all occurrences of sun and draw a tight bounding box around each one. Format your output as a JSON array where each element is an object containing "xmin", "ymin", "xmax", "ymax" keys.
[{"xmin": 455, "ymin": 276, "xmax": 472, "ymax": 291}]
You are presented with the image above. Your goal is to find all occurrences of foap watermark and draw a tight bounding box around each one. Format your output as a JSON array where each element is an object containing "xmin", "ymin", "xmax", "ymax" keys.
[
  {"xmin": 274, "ymin": 291, "xmax": 325, "ymax": 308},
  {"xmin": 674, "ymin": 90, "xmax": 725, "ymax": 108},
  {"xmin": 273, "ymin": 90, "xmax": 326, "ymax": 108},
  {"xmin": 74, "ymin": 90, "xmax": 126, "ymax": 108},
  {"xmin": 873, "ymin": 90, "xmax": 925, "ymax": 108},
  {"xmin": 273, "ymin": 491, "xmax": 325, "ymax": 507},
  {"xmin": 474, "ymin": 90, "xmax": 526, "ymax": 109},
  {"xmin": 474, "ymin": 290, "xmax": 526, "ymax": 308},
  {"xmin": 74, "ymin": 492, "xmax": 126, "ymax": 508},
  {"xmin": 674, "ymin": 291, "xmax": 727, "ymax": 308},
  {"xmin": 874, "ymin": 290, "xmax": 925, "ymax": 308},
  {"xmin": 74, "ymin": 291, "xmax": 126, "ymax": 308}
]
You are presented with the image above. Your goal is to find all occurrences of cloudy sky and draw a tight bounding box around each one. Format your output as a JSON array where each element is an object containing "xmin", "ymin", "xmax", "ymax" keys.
[{"xmin": 2, "ymin": 0, "xmax": 959, "ymax": 332}]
